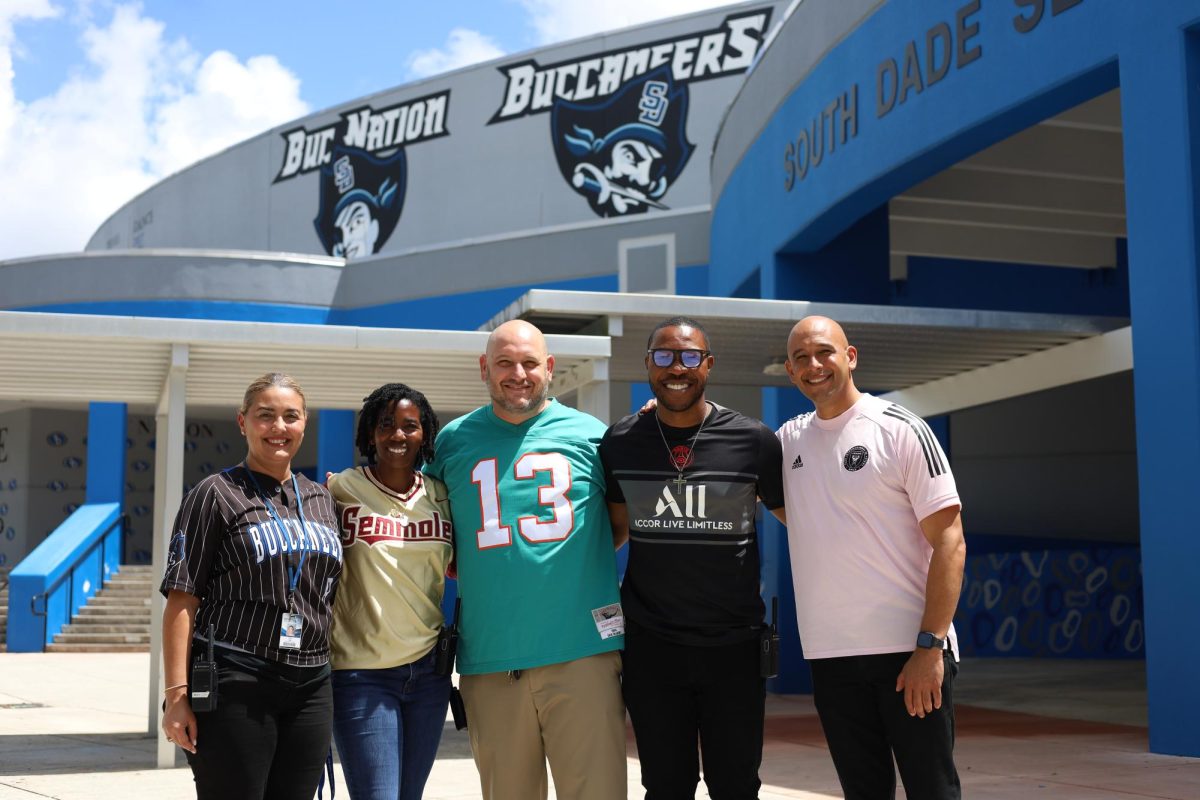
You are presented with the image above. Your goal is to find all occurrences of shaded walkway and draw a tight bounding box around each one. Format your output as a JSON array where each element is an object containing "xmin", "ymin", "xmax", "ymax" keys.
[{"xmin": 0, "ymin": 653, "xmax": 1195, "ymax": 799}]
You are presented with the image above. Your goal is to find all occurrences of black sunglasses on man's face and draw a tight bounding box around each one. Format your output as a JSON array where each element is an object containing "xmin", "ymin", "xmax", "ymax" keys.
[{"xmin": 647, "ymin": 348, "xmax": 710, "ymax": 369}]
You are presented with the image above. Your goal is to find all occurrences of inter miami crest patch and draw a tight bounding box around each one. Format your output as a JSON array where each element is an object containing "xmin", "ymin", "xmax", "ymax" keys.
[
  {"xmin": 551, "ymin": 67, "xmax": 693, "ymax": 217},
  {"xmin": 843, "ymin": 446, "xmax": 870, "ymax": 472},
  {"xmin": 314, "ymin": 145, "xmax": 406, "ymax": 259}
]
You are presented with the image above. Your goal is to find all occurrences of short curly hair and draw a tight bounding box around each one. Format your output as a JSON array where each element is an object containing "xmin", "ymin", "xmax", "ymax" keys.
[{"xmin": 355, "ymin": 383, "xmax": 439, "ymax": 468}]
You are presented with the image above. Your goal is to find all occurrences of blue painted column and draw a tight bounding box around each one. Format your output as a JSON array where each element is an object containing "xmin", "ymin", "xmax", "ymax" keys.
[
  {"xmin": 316, "ymin": 410, "xmax": 356, "ymax": 481},
  {"xmin": 772, "ymin": 205, "xmax": 892, "ymax": 304},
  {"xmin": 85, "ymin": 401, "xmax": 127, "ymax": 577},
  {"xmin": 1119, "ymin": 20, "xmax": 1200, "ymax": 757},
  {"xmin": 761, "ymin": 386, "xmax": 814, "ymax": 693},
  {"xmin": 87, "ymin": 402, "xmax": 127, "ymax": 504}
]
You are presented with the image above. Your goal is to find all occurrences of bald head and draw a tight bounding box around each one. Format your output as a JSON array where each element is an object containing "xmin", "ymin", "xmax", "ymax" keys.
[
  {"xmin": 481, "ymin": 320, "xmax": 555, "ymax": 423},
  {"xmin": 785, "ymin": 315, "xmax": 861, "ymax": 419},
  {"xmin": 788, "ymin": 316, "xmax": 849, "ymax": 352},
  {"xmin": 487, "ymin": 319, "xmax": 548, "ymax": 360}
]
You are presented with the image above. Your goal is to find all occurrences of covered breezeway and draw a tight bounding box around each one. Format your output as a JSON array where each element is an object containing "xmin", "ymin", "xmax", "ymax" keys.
[{"xmin": 0, "ymin": 296, "xmax": 1133, "ymax": 767}]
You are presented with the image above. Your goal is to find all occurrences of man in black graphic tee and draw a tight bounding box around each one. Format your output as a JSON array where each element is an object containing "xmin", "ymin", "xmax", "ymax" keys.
[{"xmin": 600, "ymin": 316, "xmax": 784, "ymax": 800}]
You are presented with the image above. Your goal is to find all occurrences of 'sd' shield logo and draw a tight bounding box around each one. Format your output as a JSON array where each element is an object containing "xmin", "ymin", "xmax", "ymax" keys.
[
  {"xmin": 314, "ymin": 145, "xmax": 406, "ymax": 259},
  {"xmin": 551, "ymin": 67, "xmax": 692, "ymax": 217},
  {"xmin": 843, "ymin": 445, "xmax": 870, "ymax": 472}
]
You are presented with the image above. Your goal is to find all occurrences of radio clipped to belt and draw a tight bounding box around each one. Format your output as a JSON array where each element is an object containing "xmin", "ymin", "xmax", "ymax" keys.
[
  {"xmin": 433, "ymin": 597, "xmax": 460, "ymax": 677},
  {"xmin": 760, "ymin": 596, "xmax": 781, "ymax": 679},
  {"xmin": 435, "ymin": 597, "xmax": 468, "ymax": 731},
  {"xmin": 192, "ymin": 623, "xmax": 219, "ymax": 712}
]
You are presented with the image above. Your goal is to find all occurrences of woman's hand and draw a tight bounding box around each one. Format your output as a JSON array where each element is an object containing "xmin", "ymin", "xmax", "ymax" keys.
[
  {"xmin": 162, "ymin": 686, "xmax": 198, "ymax": 753},
  {"xmin": 162, "ymin": 590, "xmax": 201, "ymax": 753}
]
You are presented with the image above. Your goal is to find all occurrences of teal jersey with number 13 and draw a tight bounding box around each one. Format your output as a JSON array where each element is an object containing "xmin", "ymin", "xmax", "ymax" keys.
[{"xmin": 425, "ymin": 399, "xmax": 624, "ymax": 675}]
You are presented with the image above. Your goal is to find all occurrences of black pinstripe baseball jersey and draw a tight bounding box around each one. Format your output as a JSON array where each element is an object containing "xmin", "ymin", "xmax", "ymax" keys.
[{"xmin": 160, "ymin": 465, "xmax": 344, "ymax": 667}]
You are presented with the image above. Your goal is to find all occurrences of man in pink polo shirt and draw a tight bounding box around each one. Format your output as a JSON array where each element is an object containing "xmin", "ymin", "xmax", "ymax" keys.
[{"xmin": 776, "ymin": 316, "xmax": 967, "ymax": 800}]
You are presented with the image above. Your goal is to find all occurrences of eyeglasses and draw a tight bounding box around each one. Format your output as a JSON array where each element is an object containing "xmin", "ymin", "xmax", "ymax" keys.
[{"xmin": 647, "ymin": 348, "xmax": 711, "ymax": 369}]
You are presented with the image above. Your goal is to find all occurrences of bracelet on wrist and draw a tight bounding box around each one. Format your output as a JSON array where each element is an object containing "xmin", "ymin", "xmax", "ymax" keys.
[{"xmin": 163, "ymin": 683, "xmax": 188, "ymax": 695}]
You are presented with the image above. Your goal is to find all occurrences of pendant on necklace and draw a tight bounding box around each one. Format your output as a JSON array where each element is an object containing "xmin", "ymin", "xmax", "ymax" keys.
[{"xmin": 671, "ymin": 474, "xmax": 687, "ymax": 491}]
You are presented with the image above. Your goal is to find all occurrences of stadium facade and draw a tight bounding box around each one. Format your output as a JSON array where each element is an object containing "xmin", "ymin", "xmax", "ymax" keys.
[{"xmin": 2, "ymin": 0, "xmax": 1199, "ymax": 757}]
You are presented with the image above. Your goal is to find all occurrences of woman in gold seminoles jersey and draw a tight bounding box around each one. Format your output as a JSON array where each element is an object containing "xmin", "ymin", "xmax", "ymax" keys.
[{"xmin": 327, "ymin": 383, "xmax": 454, "ymax": 800}]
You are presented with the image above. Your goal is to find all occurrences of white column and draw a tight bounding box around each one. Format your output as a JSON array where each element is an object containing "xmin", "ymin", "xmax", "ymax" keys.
[
  {"xmin": 575, "ymin": 359, "xmax": 611, "ymax": 424},
  {"xmin": 149, "ymin": 343, "xmax": 188, "ymax": 768}
]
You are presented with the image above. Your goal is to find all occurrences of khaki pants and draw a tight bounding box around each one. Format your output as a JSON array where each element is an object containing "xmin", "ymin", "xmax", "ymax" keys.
[{"xmin": 460, "ymin": 650, "xmax": 626, "ymax": 800}]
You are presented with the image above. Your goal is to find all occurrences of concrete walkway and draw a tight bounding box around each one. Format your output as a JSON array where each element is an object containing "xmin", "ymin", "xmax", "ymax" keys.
[{"xmin": 0, "ymin": 653, "xmax": 1197, "ymax": 798}]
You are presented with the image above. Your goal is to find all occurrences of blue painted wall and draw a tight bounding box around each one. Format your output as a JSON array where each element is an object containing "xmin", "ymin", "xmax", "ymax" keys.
[
  {"xmin": 317, "ymin": 410, "xmax": 356, "ymax": 480},
  {"xmin": 18, "ymin": 265, "xmax": 710, "ymax": 329},
  {"xmin": 25, "ymin": 300, "xmax": 330, "ymax": 324},
  {"xmin": 711, "ymin": 0, "xmax": 1124, "ymax": 296},
  {"xmin": 957, "ymin": 544, "xmax": 1144, "ymax": 659},
  {"xmin": 895, "ymin": 244, "xmax": 1130, "ymax": 316},
  {"xmin": 710, "ymin": 0, "xmax": 1200, "ymax": 758},
  {"xmin": 1119, "ymin": 10, "xmax": 1200, "ymax": 758}
]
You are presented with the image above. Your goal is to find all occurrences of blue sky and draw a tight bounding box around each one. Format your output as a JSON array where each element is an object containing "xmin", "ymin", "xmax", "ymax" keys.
[{"xmin": 0, "ymin": 0, "xmax": 729, "ymax": 260}]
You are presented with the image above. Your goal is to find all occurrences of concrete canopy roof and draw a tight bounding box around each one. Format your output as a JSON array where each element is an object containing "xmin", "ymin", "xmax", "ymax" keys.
[
  {"xmin": 483, "ymin": 290, "xmax": 1128, "ymax": 392},
  {"xmin": 0, "ymin": 311, "xmax": 610, "ymax": 415}
]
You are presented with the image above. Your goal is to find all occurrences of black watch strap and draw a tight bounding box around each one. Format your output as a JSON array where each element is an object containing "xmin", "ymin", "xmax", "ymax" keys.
[{"xmin": 916, "ymin": 631, "xmax": 945, "ymax": 649}]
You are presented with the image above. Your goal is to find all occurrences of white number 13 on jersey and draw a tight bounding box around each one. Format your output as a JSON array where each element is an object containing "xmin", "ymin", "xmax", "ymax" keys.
[{"xmin": 471, "ymin": 453, "xmax": 575, "ymax": 549}]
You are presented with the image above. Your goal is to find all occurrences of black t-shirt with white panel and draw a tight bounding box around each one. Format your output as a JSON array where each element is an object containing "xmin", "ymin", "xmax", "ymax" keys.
[{"xmin": 600, "ymin": 403, "xmax": 784, "ymax": 646}]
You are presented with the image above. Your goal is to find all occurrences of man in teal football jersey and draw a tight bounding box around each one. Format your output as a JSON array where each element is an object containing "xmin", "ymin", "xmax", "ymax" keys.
[{"xmin": 425, "ymin": 319, "xmax": 626, "ymax": 800}]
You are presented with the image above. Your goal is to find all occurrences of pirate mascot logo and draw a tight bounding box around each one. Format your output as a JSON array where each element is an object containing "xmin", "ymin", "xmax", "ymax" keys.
[
  {"xmin": 313, "ymin": 145, "xmax": 406, "ymax": 259},
  {"xmin": 273, "ymin": 90, "xmax": 450, "ymax": 257},
  {"xmin": 550, "ymin": 67, "xmax": 692, "ymax": 217}
]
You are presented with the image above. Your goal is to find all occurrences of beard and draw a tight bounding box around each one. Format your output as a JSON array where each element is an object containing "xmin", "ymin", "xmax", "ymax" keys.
[{"xmin": 487, "ymin": 372, "xmax": 550, "ymax": 416}]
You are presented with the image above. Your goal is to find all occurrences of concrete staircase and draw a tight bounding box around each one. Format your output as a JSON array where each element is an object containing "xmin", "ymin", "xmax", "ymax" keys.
[{"xmin": 46, "ymin": 564, "xmax": 154, "ymax": 653}]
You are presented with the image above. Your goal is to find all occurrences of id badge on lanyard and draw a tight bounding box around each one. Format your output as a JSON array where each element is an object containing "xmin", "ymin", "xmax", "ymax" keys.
[{"xmin": 243, "ymin": 465, "xmax": 309, "ymax": 650}]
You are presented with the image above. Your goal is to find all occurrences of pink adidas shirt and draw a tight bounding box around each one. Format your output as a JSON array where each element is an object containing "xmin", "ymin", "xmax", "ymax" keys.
[{"xmin": 777, "ymin": 394, "xmax": 961, "ymax": 660}]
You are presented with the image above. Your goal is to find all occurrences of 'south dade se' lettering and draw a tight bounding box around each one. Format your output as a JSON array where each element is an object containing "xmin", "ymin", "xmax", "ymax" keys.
[{"xmin": 490, "ymin": 10, "xmax": 772, "ymax": 122}]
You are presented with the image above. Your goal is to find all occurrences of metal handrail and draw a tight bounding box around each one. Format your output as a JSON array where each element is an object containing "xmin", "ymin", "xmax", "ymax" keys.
[{"xmin": 29, "ymin": 513, "xmax": 129, "ymax": 644}]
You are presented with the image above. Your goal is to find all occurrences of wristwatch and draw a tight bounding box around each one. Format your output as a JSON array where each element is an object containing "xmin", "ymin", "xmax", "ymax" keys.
[{"xmin": 915, "ymin": 631, "xmax": 945, "ymax": 650}]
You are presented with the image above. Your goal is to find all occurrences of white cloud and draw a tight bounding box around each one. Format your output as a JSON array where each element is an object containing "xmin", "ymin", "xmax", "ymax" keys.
[
  {"xmin": 0, "ymin": 0, "xmax": 59, "ymax": 144},
  {"xmin": 148, "ymin": 52, "xmax": 306, "ymax": 176},
  {"xmin": 406, "ymin": 27, "xmax": 506, "ymax": 80},
  {"xmin": 0, "ymin": 3, "xmax": 308, "ymax": 261},
  {"xmin": 518, "ymin": 0, "xmax": 736, "ymax": 44}
]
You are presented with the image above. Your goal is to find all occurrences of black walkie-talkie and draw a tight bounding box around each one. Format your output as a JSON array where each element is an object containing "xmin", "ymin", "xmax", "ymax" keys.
[
  {"xmin": 191, "ymin": 623, "xmax": 218, "ymax": 712},
  {"xmin": 760, "ymin": 597, "xmax": 781, "ymax": 679}
]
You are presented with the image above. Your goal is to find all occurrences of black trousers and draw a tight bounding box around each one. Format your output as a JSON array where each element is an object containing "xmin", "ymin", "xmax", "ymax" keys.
[
  {"xmin": 809, "ymin": 651, "xmax": 961, "ymax": 800},
  {"xmin": 186, "ymin": 655, "xmax": 333, "ymax": 800},
  {"xmin": 622, "ymin": 622, "xmax": 765, "ymax": 800}
]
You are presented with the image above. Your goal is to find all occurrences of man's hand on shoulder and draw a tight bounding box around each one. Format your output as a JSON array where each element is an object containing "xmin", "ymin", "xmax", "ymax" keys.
[{"xmin": 895, "ymin": 646, "xmax": 944, "ymax": 718}]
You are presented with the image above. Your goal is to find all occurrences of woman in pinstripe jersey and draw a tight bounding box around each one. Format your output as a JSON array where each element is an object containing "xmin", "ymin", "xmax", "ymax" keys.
[{"xmin": 160, "ymin": 373, "xmax": 344, "ymax": 799}]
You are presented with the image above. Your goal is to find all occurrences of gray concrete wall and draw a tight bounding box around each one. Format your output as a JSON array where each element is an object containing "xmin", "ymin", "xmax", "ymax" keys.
[
  {"xmin": 88, "ymin": 2, "xmax": 784, "ymax": 267},
  {"xmin": 0, "ymin": 409, "xmax": 32, "ymax": 570},
  {"xmin": 951, "ymin": 372, "xmax": 1138, "ymax": 542}
]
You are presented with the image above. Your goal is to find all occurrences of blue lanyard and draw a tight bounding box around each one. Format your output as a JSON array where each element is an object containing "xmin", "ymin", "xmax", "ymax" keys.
[{"xmin": 241, "ymin": 463, "xmax": 310, "ymax": 599}]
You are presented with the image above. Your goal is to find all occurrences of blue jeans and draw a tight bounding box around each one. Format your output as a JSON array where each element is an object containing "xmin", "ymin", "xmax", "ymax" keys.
[{"xmin": 331, "ymin": 648, "xmax": 451, "ymax": 800}]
